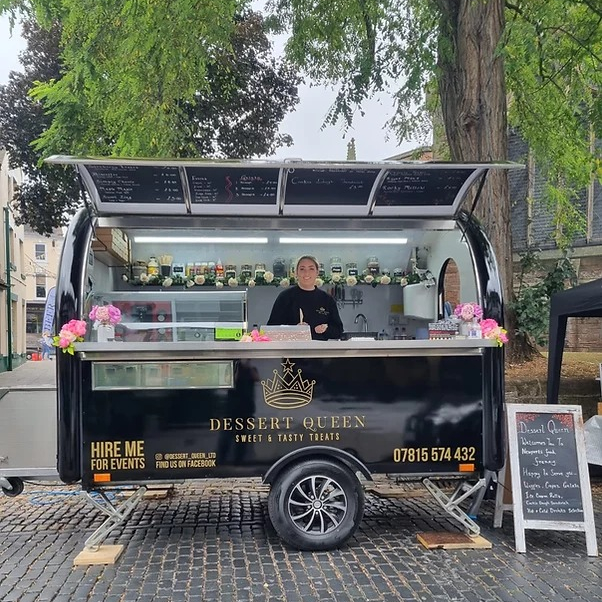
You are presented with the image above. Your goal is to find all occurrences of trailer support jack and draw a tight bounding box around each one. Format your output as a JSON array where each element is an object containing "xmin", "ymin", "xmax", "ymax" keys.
[
  {"xmin": 422, "ymin": 477, "xmax": 485, "ymax": 537},
  {"xmin": 83, "ymin": 487, "xmax": 147, "ymax": 551}
]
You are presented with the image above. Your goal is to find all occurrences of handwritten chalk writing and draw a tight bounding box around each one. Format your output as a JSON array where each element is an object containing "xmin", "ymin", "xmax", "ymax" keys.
[{"xmin": 515, "ymin": 411, "xmax": 584, "ymax": 521}]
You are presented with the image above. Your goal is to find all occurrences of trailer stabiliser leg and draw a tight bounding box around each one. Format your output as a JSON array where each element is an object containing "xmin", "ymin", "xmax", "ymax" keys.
[
  {"xmin": 83, "ymin": 486, "xmax": 147, "ymax": 551},
  {"xmin": 422, "ymin": 478, "xmax": 485, "ymax": 537}
]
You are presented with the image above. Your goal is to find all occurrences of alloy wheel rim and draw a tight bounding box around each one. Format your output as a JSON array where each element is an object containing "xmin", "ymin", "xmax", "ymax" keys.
[{"xmin": 287, "ymin": 475, "xmax": 348, "ymax": 534}]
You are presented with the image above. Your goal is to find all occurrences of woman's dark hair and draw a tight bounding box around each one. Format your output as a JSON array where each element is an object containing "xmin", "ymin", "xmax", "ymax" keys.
[{"xmin": 295, "ymin": 255, "xmax": 319, "ymax": 271}]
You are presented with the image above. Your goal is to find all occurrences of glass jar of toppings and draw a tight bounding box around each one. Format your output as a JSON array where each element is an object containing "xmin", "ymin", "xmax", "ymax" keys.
[
  {"xmin": 147, "ymin": 256, "xmax": 159, "ymax": 275},
  {"xmin": 225, "ymin": 264, "xmax": 237, "ymax": 279},
  {"xmin": 318, "ymin": 263, "xmax": 326, "ymax": 278},
  {"xmin": 367, "ymin": 256, "xmax": 380, "ymax": 275},
  {"xmin": 346, "ymin": 262, "xmax": 358, "ymax": 277},
  {"xmin": 273, "ymin": 257, "xmax": 287, "ymax": 278},
  {"xmin": 330, "ymin": 256, "xmax": 343, "ymax": 274},
  {"xmin": 254, "ymin": 263, "xmax": 266, "ymax": 280},
  {"xmin": 240, "ymin": 264, "xmax": 253, "ymax": 280},
  {"xmin": 393, "ymin": 267, "xmax": 404, "ymax": 278}
]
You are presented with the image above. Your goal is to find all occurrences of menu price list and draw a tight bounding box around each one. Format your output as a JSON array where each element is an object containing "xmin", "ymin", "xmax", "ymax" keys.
[
  {"xmin": 516, "ymin": 412, "xmax": 584, "ymax": 522},
  {"xmin": 187, "ymin": 168, "xmax": 279, "ymax": 205},
  {"xmin": 374, "ymin": 168, "xmax": 474, "ymax": 206},
  {"xmin": 86, "ymin": 165, "xmax": 184, "ymax": 204},
  {"xmin": 284, "ymin": 168, "xmax": 380, "ymax": 205}
]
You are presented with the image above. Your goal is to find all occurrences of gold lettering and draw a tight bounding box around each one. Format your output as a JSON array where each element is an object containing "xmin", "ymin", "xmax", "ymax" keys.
[
  {"xmin": 125, "ymin": 440, "xmax": 144, "ymax": 456},
  {"xmin": 303, "ymin": 417, "xmax": 316, "ymax": 432},
  {"xmin": 270, "ymin": 417, "xmax": 280, "ymax": 429},
  {"xmin": 331, "ymin": 416, "xmax": 340, "ymax": 429},
  {"xmin": 235, "ymin": 418, "xmax": 245, "ymax": 430},
  {"xmin": 210, "ymin": 419, "xmax": 221, "ymax": 431},
  {"xmin": 223, "ymin": 418, "xmax": 232, "ymax": 430},
  {"xmin": 342, "ymin": 416, "xmax": 351, "ymax": 428},
  {"xmin": 354, "ymin": 415, "xmax": 366, "ymax": 428},
  {"xmin": 257, "ymin": 417, "xmax": 267, "ymax": 430},
  {"xmin": 91, "ymin": 441, "xmax": 121, "ymax": 458}
]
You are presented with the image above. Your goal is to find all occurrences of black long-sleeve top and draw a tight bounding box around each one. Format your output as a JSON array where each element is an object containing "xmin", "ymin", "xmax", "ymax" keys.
[{"xmin": 267, "ymin": 286, "xmax": 343, "ymax": 341}]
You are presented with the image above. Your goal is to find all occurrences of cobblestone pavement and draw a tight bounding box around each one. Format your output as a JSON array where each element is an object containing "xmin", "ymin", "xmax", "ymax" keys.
[{"xmin": 1, "ymin": 477, "xmax": 602, "ymax": 602}]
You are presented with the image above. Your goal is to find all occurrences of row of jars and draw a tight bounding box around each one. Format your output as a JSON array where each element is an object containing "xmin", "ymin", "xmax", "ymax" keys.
[{"xmin": 142, "ymin": 256, "xmax": 406, "ymax": 280}]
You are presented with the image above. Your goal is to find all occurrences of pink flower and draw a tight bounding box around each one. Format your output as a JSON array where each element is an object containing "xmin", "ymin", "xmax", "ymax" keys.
[
  {"xmin": 480, "ymin": 319, "xmax": 498, "ymax": 336},
  {"xmin": 89, "ymin": 304, "xmax": 121, "ymax": 326},
  {"xmin": 66, "ymin": 319, "xmax": 87, "ymax": 337},
  {"xmin": 240, "ymin": 329, "xmax": 272, "ymax": 343},
  {"xmin": 454, "ymin": 302, "xmax": 483, "ymax": 322},
  {"xmin": 53, "ymin": 318, "xmax": 88, "ymax": 354},
  {"xmin": 480, "ymin": 318, "xmax": 508, "ymax": 346}
]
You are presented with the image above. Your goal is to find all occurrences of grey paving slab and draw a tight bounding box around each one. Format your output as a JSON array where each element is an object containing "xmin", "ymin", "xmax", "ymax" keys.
[
  {"xmin": 0, "ymin": 360, "xmax": 56, "ymax": 389},
  {"xmin": 1, "ymin": 478, "xmax": 602, "ymax": 602}
]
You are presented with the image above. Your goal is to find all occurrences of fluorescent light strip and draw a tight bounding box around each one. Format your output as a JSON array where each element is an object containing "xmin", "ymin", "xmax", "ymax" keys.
[
  {"xmin": 279, "ymin": 237, "xmax": 408, "ymax": 245},
  {"xmin": 133, "ymin": 236, "xmax": 268, "ymax": 244}
]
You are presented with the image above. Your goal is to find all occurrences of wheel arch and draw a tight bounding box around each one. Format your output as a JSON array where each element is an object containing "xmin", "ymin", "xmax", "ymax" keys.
[{"xmin": 263, "ymin": 446, "xmax": 372, "ymax": 485}]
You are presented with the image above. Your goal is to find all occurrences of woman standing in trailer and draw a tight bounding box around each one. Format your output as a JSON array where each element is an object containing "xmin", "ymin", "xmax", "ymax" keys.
[{"xmin": 267, "ymin": 255, "xmax": 343, "ymax": 340}]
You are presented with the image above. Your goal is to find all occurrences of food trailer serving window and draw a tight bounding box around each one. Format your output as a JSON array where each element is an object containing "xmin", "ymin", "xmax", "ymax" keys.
[
  {"xmin": 45, "ymin": 156, "xmax": 520, "ymax": 218},
  {"xmin": 92, "ymin": 360, "xmax": 234, "ymax": 390}
]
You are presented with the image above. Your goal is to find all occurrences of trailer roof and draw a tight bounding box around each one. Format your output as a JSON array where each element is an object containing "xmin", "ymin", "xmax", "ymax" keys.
[{"xmin": 46, "ymin": 156, "xmax": 523, "ymax": 218}]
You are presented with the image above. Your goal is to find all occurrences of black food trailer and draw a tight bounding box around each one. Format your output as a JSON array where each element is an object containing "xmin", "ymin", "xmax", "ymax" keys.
[{"xmin": 46, "ymin": 156, "xmax": 519, "ymax": 551}]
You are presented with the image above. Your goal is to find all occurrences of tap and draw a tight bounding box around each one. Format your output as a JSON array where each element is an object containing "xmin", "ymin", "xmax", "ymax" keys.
[{"xmin": 354, "ymin": 313, "xmax": 368, "ymax": 333}]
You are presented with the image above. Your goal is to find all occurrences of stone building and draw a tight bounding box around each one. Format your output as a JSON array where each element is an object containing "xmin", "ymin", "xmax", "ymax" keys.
[
  {"xmin": 0, "ymin": 150, "xmax": 27, "ymax": 370},
  {"xmin": 24, "ymin": 226, "xmax": 63, "ymax": 356}
]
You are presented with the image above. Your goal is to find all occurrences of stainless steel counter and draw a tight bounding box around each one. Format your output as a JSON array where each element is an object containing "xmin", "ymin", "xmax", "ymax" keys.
[{"xmin": 77, "ymin": 338, "xmax": 496, "ymax": 361}]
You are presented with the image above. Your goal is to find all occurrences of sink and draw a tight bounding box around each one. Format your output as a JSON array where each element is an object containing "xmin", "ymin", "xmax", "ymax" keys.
[{"xmin": 341, "ymin": 331, "xmax": 379, "ymax": 341}]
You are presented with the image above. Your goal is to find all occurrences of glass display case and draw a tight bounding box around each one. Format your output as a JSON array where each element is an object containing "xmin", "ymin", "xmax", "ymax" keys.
[{"xmin": 87, "ymin": 290, "xmax": 247, "ymax": 343}]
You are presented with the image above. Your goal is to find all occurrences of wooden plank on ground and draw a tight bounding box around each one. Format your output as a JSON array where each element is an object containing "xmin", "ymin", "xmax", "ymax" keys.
[
  {"xmin": 74, "ymin": 545, "xmax": 124, "ymax": 566},
  {"xmin": 417, "ymin": 532, "xmax": 492, "ymax": 550}
]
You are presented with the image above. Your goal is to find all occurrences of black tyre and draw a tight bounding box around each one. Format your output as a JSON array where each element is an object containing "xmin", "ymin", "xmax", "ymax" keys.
[
  {"xmin": 1, "ymin": 477, "xmax": 24, "ymax": 497},
  {"xmin": 268, "ymin": 459, "xmax": 365, "ymax": 551}
]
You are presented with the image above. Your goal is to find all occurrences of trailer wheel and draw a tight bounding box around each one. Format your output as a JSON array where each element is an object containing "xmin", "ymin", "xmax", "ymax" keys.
[
  {"xmin": 268, "ymin": 459, "xmax": 364, "ymax": 551},
  {"xmin": 1, "ymin": 477, "xmax": 24, "ymax": 497}
]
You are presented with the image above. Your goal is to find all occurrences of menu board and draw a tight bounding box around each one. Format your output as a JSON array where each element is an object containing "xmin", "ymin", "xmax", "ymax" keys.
[
  {"xmin": 284, "ymin": 168, "xmax": 380, "ymax": 205},
  {"xmin": 373, "ymin": 168, "xmax": 475, "ymax": 206},
  {"xmin": 505, "ymin": 404, "xmax": 598, "ymax": 556},
  {"xmin": 187, "ymin": 167, "xmax": 279, "ymax": 205},
  {"xmin": 515, "ymin": 411, "xmax": 583, "ymax": 521},
  {"xmin": 85, "ymin": 165, "xmax": 184, "ymax": 204}
]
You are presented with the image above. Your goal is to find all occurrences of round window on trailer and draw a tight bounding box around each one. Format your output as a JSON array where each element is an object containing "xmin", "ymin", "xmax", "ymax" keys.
[{"xmin": 437, "ymin": 258, "xmax": 461, "ymax": 319}]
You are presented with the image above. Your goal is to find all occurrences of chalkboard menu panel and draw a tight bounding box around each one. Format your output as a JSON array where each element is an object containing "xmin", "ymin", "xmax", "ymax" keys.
[
  {"xmin": 284, "ymin": 168, "xmax": 380, "ymax": 205},
  {"xmin": 187, "ymin": 167, "xmax": 279, "ymax": 205},
  {"xmin": 85, "ymin": 165, "xmax": 184, "ymax": 204},
  {"xmin": 515, "ymin": 411, "xmax": 583, "ymax": 522},
  {"xmin": 374, "ymin": 168, "xmax": 476, "ymax": 206}
]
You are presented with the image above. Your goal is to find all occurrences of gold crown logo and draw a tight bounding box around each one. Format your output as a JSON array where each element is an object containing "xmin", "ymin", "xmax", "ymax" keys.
[{"xmin": 261, "ymin": 359, "xmax": 315, "ymax": 409}]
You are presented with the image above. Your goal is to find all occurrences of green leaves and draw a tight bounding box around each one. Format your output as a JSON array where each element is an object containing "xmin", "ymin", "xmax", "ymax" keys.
[
  {"xmin": 0, "ymin": 7, "xmax": 300, "ymax": 232},
  {"xmin": 510, "ymin": 249, "xmax": 578, "ymax": 346}
]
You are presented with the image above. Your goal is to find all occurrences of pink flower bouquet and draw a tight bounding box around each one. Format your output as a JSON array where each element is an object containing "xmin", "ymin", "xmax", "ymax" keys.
[
  {"xmin": 454, "ymin": 302, "xmax": 483, "ymax": 322},
  {"xmin": 89, "ymin": 304, "xmax": 122, "ymax": 326},
  {"xmin": 52, "ymin": 319, "xmax": 87, "ymax": 355},
  {"xmin": 480, "ymin": 318, "xmax": 508, "ymax": 347},
  {"xmin": 240, "ymin": 329, "xmax": 271, "ymax": 342}
]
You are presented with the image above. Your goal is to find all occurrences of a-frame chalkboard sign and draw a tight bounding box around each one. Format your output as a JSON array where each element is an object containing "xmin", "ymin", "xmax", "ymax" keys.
[{"xmin": 506, "ymin": 404, "xmax": 598, "ymax": 556}]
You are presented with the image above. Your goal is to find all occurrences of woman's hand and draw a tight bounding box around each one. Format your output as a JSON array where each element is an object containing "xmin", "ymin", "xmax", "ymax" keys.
[{"xmin": 314, "ymin": 323, "xmax": 328, "ymax": 335}]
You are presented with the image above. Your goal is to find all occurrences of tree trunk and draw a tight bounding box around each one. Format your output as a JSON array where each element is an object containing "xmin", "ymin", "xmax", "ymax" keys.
[{"xmin": 436, "ymin": 0, "xmax": 532, "ymax": 362}]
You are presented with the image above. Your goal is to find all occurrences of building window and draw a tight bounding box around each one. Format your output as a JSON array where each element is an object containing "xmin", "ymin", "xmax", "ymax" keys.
[
  {"xmin": 35, "ymin": 243, "xmax": 47, "ymax": 261},
  {"xmin": 36, "ymin": 274, "xmax": 46, "ymax": 298},
  {"xmin": 26, "ymin": 309, "xmax": 43, "ymax": 334}
]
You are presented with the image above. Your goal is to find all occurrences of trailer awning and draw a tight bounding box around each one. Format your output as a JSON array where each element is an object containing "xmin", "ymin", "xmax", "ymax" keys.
[{"xmin": 45, "ymin": 156, "xmax": 523, "ymax": 218}]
